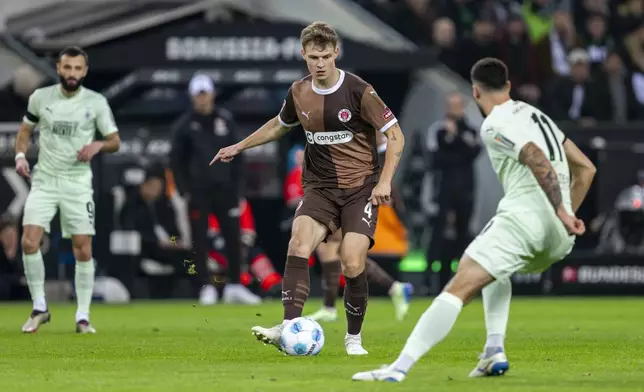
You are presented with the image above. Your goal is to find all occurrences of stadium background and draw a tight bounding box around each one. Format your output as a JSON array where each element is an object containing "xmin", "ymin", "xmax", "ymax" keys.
[{"xmin": 1, "ymin": 0, "xmax": 643, "ymax": 301}]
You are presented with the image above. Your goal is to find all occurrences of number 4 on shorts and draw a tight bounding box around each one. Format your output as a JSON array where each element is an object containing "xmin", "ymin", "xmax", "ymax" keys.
[{"xmin": 364, "ymin": 203, "xmax": 372, "ymax": 219}]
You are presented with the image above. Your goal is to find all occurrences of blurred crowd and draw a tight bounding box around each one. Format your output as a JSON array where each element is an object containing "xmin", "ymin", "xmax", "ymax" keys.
[{"xmin": 356, "ymin": 0, "xmax": 644, "ymax": 124}]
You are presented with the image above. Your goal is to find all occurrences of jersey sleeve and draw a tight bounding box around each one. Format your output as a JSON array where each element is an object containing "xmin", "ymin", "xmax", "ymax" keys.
[
  {"xmin": 95, "ymin": 98, "xmax": 118, "ymax": 136},
  {"xmin": 360, "ymin": 85, "xmax": 397, "ymax": 133},
  {"xmin": 278, "ymin": 86, "xmax": 300, "ymax": 128},
  {"xmin": 23, "ymin": 90, "xmax": 41, "ymax": 126},
  {"xmin": 481, "ymin": 122, "xmax": 532, "ymax": 161}
]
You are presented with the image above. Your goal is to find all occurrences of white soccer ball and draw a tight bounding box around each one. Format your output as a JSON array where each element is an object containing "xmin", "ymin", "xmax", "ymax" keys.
[{"xmin": 280, "ymin": 317, "xmax": 325, "ymax": 356}]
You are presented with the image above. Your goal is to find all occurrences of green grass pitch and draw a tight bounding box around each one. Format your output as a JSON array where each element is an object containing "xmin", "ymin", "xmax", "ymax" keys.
[{"xmin": 0, "ymin": 298, "xmax": 643, "ymax": 391}]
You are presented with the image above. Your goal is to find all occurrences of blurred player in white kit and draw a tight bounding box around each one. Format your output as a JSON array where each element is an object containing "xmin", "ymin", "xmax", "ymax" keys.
[
  {"xmin": 352, "ymin": 58, "xmax": 597, "ymax": 382},
  {"xmin": 14, "ymin": 46, "xmax": 121, "ymax": 334}
]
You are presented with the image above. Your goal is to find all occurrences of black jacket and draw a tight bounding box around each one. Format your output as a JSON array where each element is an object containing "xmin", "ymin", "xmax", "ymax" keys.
[
  {"xmin": 429, "ymin": 118, "xmax": 480, "ymax": 192},
  {"xmin": 170, "ymin": 108, "xmax": 242, "ymax": 196}
]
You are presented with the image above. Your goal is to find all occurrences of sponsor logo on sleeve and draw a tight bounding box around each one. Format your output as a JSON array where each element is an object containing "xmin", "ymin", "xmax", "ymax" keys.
[{"xmin": 382, "ymin": 107, "xmax": 393, "ymax": 121}]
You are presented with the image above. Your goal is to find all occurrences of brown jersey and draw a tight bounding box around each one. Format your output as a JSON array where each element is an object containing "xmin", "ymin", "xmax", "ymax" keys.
[{"xmin": 279, "ymin": 70, "xmax": 398, "ymax": 189}]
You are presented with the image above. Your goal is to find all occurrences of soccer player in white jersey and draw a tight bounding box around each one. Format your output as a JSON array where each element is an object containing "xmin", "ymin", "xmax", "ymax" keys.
[
  {"xmin": 352, "ymin": 58, "xmax": 597, "ymax": 382},
  {"xmin": 14, "ymin": 46, "xmax": 121, "ymax": 334}
]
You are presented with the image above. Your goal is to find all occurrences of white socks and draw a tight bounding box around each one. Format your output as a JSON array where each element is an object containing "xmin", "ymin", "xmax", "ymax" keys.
[
  {"xmin": 23, "ymin": 251, "xmax": 47, "ymax": 311},
  {"xmin": 482, "ymin": 280, "xmax": 511, "ymax": 353},
  {"xmin": 23, "ymin": 251, "xmax": 95, "ymax": 321},
  {"xmin": 75, "ymin": 260, "xmax": 95, "ymax": 322},
  {"xmin": 391, "ymin": 292, "xmax": 464, "ymax": 373}
]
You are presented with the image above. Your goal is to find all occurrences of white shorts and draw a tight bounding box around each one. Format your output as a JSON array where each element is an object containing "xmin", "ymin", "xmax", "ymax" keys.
[
  {"xmin": 22, "ymin": 171, "xmax": 95, "ymax": 239},
  {"xmin": 464, "ymin": 211, "xmax": 575, "ymax": 282}
]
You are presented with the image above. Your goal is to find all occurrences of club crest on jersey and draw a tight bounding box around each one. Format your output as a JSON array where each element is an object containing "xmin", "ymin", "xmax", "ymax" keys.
[
  {"xmin": 338, "ymin": 109, "xmax": 352, "ymax": 123},
  {"xmin": 84, "ymin": 108, "xmax": 92, "ymax": 120},
  {"xmin": 382, "ymin": 107, "xmax": 393, "ymax": 121}
]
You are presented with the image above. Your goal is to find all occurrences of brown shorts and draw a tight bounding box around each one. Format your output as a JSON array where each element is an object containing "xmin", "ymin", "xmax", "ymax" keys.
[{"xmin": 295, "ymin": 182, "xmax": 379, "ymax": 248}]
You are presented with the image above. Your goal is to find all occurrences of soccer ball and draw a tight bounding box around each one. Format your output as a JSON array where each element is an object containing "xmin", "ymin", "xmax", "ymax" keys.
[{"xmin": 280, "ymin": 317, "xmax": 325, "ymax": 356}]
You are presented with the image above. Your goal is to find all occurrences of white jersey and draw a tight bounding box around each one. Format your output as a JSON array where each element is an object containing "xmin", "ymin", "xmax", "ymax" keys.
[
  {"xmin": 480, "ymin": 99, "xmax": 572, "ymax": 215},
  {"xmin": 23, "ymin": 84, "xmax": 118, "ymax": 183}
]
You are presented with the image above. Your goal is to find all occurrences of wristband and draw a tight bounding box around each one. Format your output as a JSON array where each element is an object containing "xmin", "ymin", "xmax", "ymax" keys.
[{"xmin": 15, "ymin": 152, "xmax": 25, "ymax": 161}]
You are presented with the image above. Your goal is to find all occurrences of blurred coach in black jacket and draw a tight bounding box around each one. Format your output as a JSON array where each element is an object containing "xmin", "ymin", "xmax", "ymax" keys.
[
  {"xmin": 170, "ymin": 74, "xmax": 260, "ymax": 305},
  {"xmin": 426, "ymin": 93, "xmax": 480, "ymax": 272}
]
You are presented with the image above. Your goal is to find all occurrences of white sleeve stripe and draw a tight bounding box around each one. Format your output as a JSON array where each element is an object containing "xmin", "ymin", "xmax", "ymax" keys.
[
  {"xmin": 22, "ymin": 117, "xmax": 36, "ymax": 126},
  {"xmin": 378, "ymin": 118, "xmax": 398, "ymax": 133},
  {"xmin": 278, "ymin": 115, "xmax": 300, "ymax": 128}
]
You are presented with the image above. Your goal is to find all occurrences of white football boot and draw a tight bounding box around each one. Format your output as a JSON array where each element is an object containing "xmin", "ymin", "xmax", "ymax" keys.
[
  {"xmin": 223, "ymin": 284, "xmax": 261, "ymax": 305},
  {"xmin": 469, "ymin": 348, "xmax": 510, "ymax": 377},
  {"xmin": 352, "ymin": 365, "xmax": 407, "ymax": 382},
  {"xmin": 306, "ymin": 307, "xmax": 337, "ymax": 322},
  {"xmin": 251, "ymin": 323, "xmax": 284, "ymax": 352},
  {"xmin": 345, "ymin": 333, "xmax": 368, "ymax": 356},
  {"xmin": 21, "ymin": 310, "xmax": 51, "ymax": 333},
  {"xmin": 389, "ymin": 282, "xmax": 414, "ymax": 321}
]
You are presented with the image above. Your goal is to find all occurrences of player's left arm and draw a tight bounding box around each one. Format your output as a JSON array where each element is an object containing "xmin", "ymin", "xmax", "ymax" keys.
[
  {"xmin": 79, "ymin": 98, "xmax": 120, "ymax": 161},
  {"xmin": 361, "ymin": 86, "xmax": 405, "ymax": 205},
  {"xmin": 95, "ymin": 98, "xmax": 120, "ymax": 153},
  {"xmin": 380, "ymin": 123, "xmax": 405, "ymax": 188}
]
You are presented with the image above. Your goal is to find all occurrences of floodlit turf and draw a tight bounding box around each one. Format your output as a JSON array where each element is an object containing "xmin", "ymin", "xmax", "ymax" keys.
[{"xmin": 0, "ymin": 298, "xmax": 643, "ymax": 392}]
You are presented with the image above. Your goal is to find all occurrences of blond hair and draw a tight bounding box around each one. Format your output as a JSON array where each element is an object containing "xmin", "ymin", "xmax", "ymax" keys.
[{"xmin": 300, "ymin": 21, "xmax": 339, "ymax": 50}]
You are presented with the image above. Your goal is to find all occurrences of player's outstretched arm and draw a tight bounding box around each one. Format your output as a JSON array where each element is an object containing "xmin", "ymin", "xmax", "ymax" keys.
[
  {"xmin": 210, "ymin": 116, "xmax": 290, "ymax": 164},
  {"xmin": 563, "ymin": 139, "xmax": 597, "ymax": 213}
]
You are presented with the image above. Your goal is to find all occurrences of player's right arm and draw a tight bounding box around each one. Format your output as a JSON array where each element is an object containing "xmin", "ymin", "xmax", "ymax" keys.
[
  {"xmin": 14, "ymin": 91, "xmax": 40, "ymax": 179},
  {"xmin": 482, "ymin": 124, "xmax": 584, "ymax": 235},
  {"xmin": 210, "ymin": 87, "xmax": 297, "ymax": 165},
  {"xmin": 563, "ymin": 138, "xmax": 597, "ymax": 213}
]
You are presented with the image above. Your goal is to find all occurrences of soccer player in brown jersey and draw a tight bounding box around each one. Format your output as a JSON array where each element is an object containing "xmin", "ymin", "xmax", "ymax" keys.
[{"xmin": 210, "ymin": 21, "xmax": 405, "ymax": 355}]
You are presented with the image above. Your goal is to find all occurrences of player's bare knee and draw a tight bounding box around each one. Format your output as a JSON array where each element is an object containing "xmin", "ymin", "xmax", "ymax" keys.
[
  {"xmin": 287, "ymin": 235, "xmax": 314, "ymax": 259},
  {"xmin": 21, "ymin": 235, "xmax": 40, "ymax": 254},
  {"xmin": 444, "ymin": 255, "xmax": 494, "ymax": 302},
  {"xmin": 342, "ymin": 259, "xmax": 364, "ymax": 278},
  {"xmin": 340, "ymin": 250, "xmax": 366, "ymax": 278},
  {"xmin": 72, "ymin": 236, "xmax": 93, "ymax": 261}
]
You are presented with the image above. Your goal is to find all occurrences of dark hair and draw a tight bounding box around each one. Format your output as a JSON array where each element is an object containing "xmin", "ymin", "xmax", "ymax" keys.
[
  {"xmin": 57, "ymin": 46, "xmax": 88, "ymax": 65},
  {"xmin": 470, "ymin": 58, "xmax": 508, "ymax": 91}
]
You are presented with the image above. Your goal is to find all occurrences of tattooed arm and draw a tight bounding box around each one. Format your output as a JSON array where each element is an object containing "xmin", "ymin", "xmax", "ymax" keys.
[
  {"xmin": 380, "ymin": 123, "xmax": 405, "ymax": 186},
  {"xmin": 518, "ymin": 142, "xmax": 565, "ymax": 214}
]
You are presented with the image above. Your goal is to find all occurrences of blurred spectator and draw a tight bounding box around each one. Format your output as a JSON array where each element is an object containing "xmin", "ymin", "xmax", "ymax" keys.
[
  {"xmin": 435, "ymin": 0, "xmax": 479, "ymax": 39},
  {"xmin": 118, "ymin": 168, "xmax": 199, "ymax": 295},
  {"xmin": 546, "ymin": 48, "xmax": 606, "ymax": 125},
  {"xmin": 426, "ymin": 93, "xmax": 479, "ymax": 278},
  {"xmin": 0, "ymin": 215, "xmax": 28, "ymax": 300},
  {"xmin": 498, "ymin": 12, "xmax": 542, "ymax": 105},
  {"xmin": 454, "ymin": 18, "xmax": 499, "ymax": 80},
  {"xmin": 432, "ymin": 17, "xmax": 459, "ymax": 71},
  {"xmin": 593, "ymin": 52, "xmax": 628, "ymax": 123},
  {"xmin": 534, "ymin": 10, "xmax": 580, "ymax": 80},
  {"xmin": 624, "ymin": 23, "xmax": 644, "ymax": 74},
  {"xmin": 582, "ymin": 12, "xmax": 614, "ymax": 75},
  {"xmin": 520, "ymin": 0, "xmax": 562, "ymax": 44}
]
